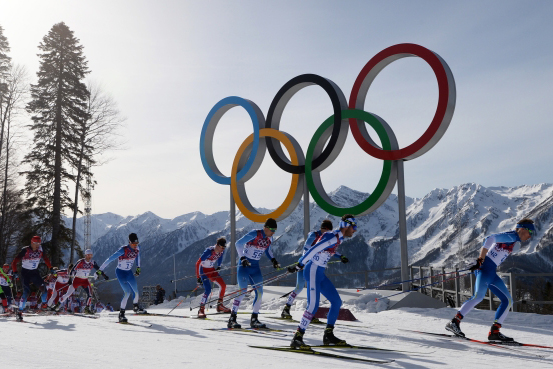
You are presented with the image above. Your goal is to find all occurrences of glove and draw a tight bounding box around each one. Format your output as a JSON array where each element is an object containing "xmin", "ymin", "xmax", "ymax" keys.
[
  {"xmin": 49, "ymin": 268, "xmax": 55, "ymax": 274},
  {"xmin": 271, "ymin": 258, "xmax": 281, "ymax": 269},
  {"xmin": 96, "ymin": 270, "xmax": 109, "ymax": 280},
  {"xmin": 67, "ymin": 278, "xmax": 73, "ymax": 286},
  {"xmin": 340, "ymin": 255, "xmax": 349, "ymax": 264},
  {"xmin": 216, "ymin": 266, "xmax": 221, "ymax": 271},
  {"xmin": 287, "ymin": 264, "xmax": 304, "ymax": 273},
  {"xmin": 12, "ymin": 272, "xmax": 17, "ymax": 279},
  {"xmin": 134, "ymin": 267, "xmax": 141, "ymax": 277},
  {"xmin": 470, "ymin": 258, "xmax": 484, "ymax": 272},
  {"xmin": 197, "ymin": 277, "xmax": 202, "ymax": 286},
  {"xmin": 9, "ymin": 283, "xmax": 13, "ymax": 288},
  {"xmin": 240, "ymin": 256, "xmax": 251, "ymax": 267}
]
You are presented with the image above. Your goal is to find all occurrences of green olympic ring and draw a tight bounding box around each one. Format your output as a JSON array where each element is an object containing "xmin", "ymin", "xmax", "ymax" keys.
[{"xmin": 306, "ymin": 109, "xmax": 398, "ymax": 216}]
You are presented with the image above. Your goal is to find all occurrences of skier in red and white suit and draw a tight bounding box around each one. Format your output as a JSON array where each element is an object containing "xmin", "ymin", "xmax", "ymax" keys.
[
  {"xmin": 195, "ymin": 237, "xmax": 230, "ymax": 318},
  {"xmin": 54, "ymin": 249, "xmax": 100, "ymax": 314},
  {"xmin": 47, "ymin": 265, "xmax": 72, "ymax": 308}
]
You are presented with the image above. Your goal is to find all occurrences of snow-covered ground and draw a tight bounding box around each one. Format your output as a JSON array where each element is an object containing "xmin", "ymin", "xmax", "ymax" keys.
[{"xmin": 3, "ymin": 291, "xmax": 553, "ymax": 368}]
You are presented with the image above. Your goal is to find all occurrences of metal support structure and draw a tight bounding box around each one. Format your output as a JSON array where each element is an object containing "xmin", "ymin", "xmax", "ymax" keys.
[
  {"xmin": 429, "ymin": 266, "xmax": 434, "ymax": 298},
  {"xmin": 303, "ymin": 178, "xmax": 310, "ymax": 241},
  {"xmin": 418, "ymin": 266, "xmax": 423, "ymax": 293},
  {"xmin": 230, "ymin": 187, "xmax": 237, "ymax": 285},
  {"xmin": 510, "ymin": 272, "xmax": 517, "ymax": 312},
  {"xmin": 173, "ymin": 254, "xmax": 177, "ymax": 296},
  {"xmin": 441, "ymin": 266, "xmax": 446, "ymax": 303},
  {"xmin": 83, "ymin": 160, "xmax": 93, "ymax": 249},
  {"xmin": 397, "ymin": 160, "xmax": 409, "ymax": 292},
  {"xmin": 455, "ymin": 267, "xmax": 461, "ymax": 307}
]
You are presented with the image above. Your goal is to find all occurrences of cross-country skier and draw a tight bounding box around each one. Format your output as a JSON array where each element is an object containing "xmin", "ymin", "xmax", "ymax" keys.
[
  {"xmin": 54, "ymin": 249, "xmax": 100, "ymax": 314},
  {"xmin": 11, "ymin": 235, "xmax": 53, "ymax": 321},
  {"xmin": 97, "ymin": 233, "xmax": 143, "ymax": 323},
  {"xmin": 196, "ymin": 237, "xmax": 230, "ymax": 318},
  {"xmin": 46, "ymin": 265, "xmax": 72, "ymax": 308},
  {"xmin": 0, "ymin": 264, "xmax": 15, "ymax": 311},
  {"xmin": 281, "ymin": 219, "xmax": 348, "ymax": 321},
  {"xmin": 288, "ymin": 214, "xmax": 357, "ymax": 348},
  {"xmin": 445, "ymin": 218, "xmax": 535, "ymax": 342},
  {"xmin": 0, "ymin": 264, "xmax": 13, "ymax": 313},
  {"xmin": 227, "ymin": 218, "xmax": 281, "ymax": 329}
]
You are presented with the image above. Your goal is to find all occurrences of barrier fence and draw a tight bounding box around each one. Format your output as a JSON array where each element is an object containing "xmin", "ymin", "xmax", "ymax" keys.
[{"xmin": 410, "ymin": 265, "xmax": 553, "ymax": 313}]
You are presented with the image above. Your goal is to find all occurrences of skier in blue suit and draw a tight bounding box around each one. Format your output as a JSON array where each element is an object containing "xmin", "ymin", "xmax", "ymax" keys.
[
  {"xmin": 97, "ymin": 233, "xmax": 143, "ymax": 322},
  {"xmin": 288, "ymin": 214, "xmax": 357, "ymax": 348},
  {"xmin": 445, "ymin": 218, "xmax": 535, "ymax": 342},
  {"xmin": 280, "ymin": 219, "xmax": 348, "ymax": 321},
  {"xmin": 227, "ymin": 218, "xmax": 281, "ymax": 329}
]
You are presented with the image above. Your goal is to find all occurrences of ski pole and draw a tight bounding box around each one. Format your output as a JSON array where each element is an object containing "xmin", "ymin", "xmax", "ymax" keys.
[
  {"xmin": 278, "ymin": 260, "xmax": 342, "ymax": 299},
  {"xmin": 375, "ymin": 273, "xmax": 471, "ymax": 301},
  {"xmin": 95, "ymin": 277, "xmax": 118, "ymax": 286},
  {"xmin": 205, "ymin": 267, "xmax": 284, "ymax": 306},
  {"xmin": 170, "ymin": 264, "xmax": 276, "ymax": 283},
  {"xmin": 189, "ymin": 262, "xmax": 297, "ymax": 310},
  {"xmin": 216, "ymin": 271, "xmax": 292, "ymax": 308},
  {"xmin": 191, "ymin": 270, "xmax": 291, "ymax": 311},
  {"xmin": 165, "ymin": 285, "xmax": 202, "ymax": 315},
  {"xmin": 192, "ymin": 275, "xmax": 272, "ymax": 311},
  {"xmin": 211, "ymin": 262, "xmax": 295, "ymax": 302},
  {"xmin": 357, "ymin": 268, "xmax": 471, "ymax": 292}
]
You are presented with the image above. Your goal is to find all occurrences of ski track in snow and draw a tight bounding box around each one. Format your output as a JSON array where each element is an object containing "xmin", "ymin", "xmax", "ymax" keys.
[{"xmin": 3, "ymin": 294, "xmax": 553, "ymax": 369}]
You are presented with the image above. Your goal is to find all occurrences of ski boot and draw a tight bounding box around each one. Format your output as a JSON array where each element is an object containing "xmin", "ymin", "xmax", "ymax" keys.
[
  {"xmin": 323, "ymin": 326, "xmax": 347, "ymax": 346},
  {"xmin": 16, "ymin": 310, "xmax": 23, "ymax": 322},
  {"xmin": 198, "ymin": 305, "xmax": 207, "ymax": 319},
  {"xmin": 227, "ymin": 312, "xmax": 241, "ymax": 329},
  {"xmin": 281, "ymin": 304, "xmax": 292, "ymax": 319},
  {"xmin": 445, "ymin": 313, "xmax": 465, "ymax": 338},
  {"xmin": 216, "ymin": 299, "xmax": 231, "ymax": 313},
  {"xmin": 311, "ymin": 317, "xmax": 322, "ymax": 324},
  {"xmin": 51, "ymin": 302, "xmax": 61, "ymax": 312},
  {"xmin": 250, "ymin": 313, "xmax": 267, "ymax": 329},
  {"xmin": 133, "ymin": 303, "xmax": 146, "ymax": 314},
  {"xmin": 118, "ymin": 309, "xmax": 128, "ymax": 323},
  {"xmin": 290, "ymin": 329, "xmax": 308, "ymax": 349},
  {"xmin": 488, "ymin": 323, "xmax": 514, "ymax": 342},
  {"xmin": 84, "ymin": 306, "xmax": 94, "ymax": 315}
]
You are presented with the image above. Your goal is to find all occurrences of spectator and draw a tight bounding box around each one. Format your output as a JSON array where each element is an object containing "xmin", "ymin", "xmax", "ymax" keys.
[{"xmin": 154, "ymin": 284, "xmax": 165, "ymax": 305}]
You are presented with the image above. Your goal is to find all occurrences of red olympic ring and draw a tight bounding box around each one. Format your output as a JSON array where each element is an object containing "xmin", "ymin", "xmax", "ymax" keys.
[{"xmin": 349, "ymin": 43, "xmax": 456, "ymax": 161}]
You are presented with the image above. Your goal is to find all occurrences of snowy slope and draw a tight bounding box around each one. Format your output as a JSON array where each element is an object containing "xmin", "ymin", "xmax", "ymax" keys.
[{"xmin": 3, "ymin": 294, "xmax": 553, "ymax": 368}]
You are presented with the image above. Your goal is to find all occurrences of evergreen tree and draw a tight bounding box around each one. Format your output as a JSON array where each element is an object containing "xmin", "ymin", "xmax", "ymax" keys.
[
  {"xmin": 0, "ymin": 25, "xmax": 10, "ymax": 85},
  {"xmin": 23, "ymin": 22, "xmax": 90, "ymax": 266},
  {"xmin": 0, "ymin": 25, "xmax": 12, "ymax": 157}
]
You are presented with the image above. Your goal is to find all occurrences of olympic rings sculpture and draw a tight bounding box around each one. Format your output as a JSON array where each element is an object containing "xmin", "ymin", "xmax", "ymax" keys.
[{"xmin": 200, "ymin": 43, "xmax": 456, "ymax": 222}]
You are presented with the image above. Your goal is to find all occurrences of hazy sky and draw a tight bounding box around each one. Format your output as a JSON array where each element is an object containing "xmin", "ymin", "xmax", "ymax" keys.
[{"xmin": 1, "ymin": 0, "xmax": 552, "ymax": 219}]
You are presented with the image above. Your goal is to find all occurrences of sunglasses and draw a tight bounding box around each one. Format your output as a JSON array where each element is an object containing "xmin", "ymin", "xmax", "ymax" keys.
[
  {"xmin": 344, "ymin": 219, "xmax": 358, "ymax": 231},
  {"xmin": 267, "ymin": 227, "xmax": 277, "ymax": 232},
  {"xmin": 527, "ymin": 229, "xmax": 534, "ymax": 235},
  {"xmin": 130, "ymin": 242, "xmax": 139, "ymax": 245}
]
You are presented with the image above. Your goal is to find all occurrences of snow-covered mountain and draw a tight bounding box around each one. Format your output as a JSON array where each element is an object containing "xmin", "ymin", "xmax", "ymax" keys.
[{"xmin": 76, "ymin": 183, "xmax": 553, "ymax": 307}]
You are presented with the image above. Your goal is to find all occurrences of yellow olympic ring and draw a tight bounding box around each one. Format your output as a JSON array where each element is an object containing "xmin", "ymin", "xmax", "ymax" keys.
[{"xmin": 231, "ymin": 128, "xmax": 305, "ymax": 222}]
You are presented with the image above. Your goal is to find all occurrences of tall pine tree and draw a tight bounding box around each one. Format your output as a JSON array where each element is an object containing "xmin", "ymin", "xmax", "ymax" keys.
[
  {"xmin": 0, "ymin": 24, "xmax": 12, "ymax": 156},
  {"xmin": 23, "ymin": 22, "xmax": 90, "ymax": 265}
]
